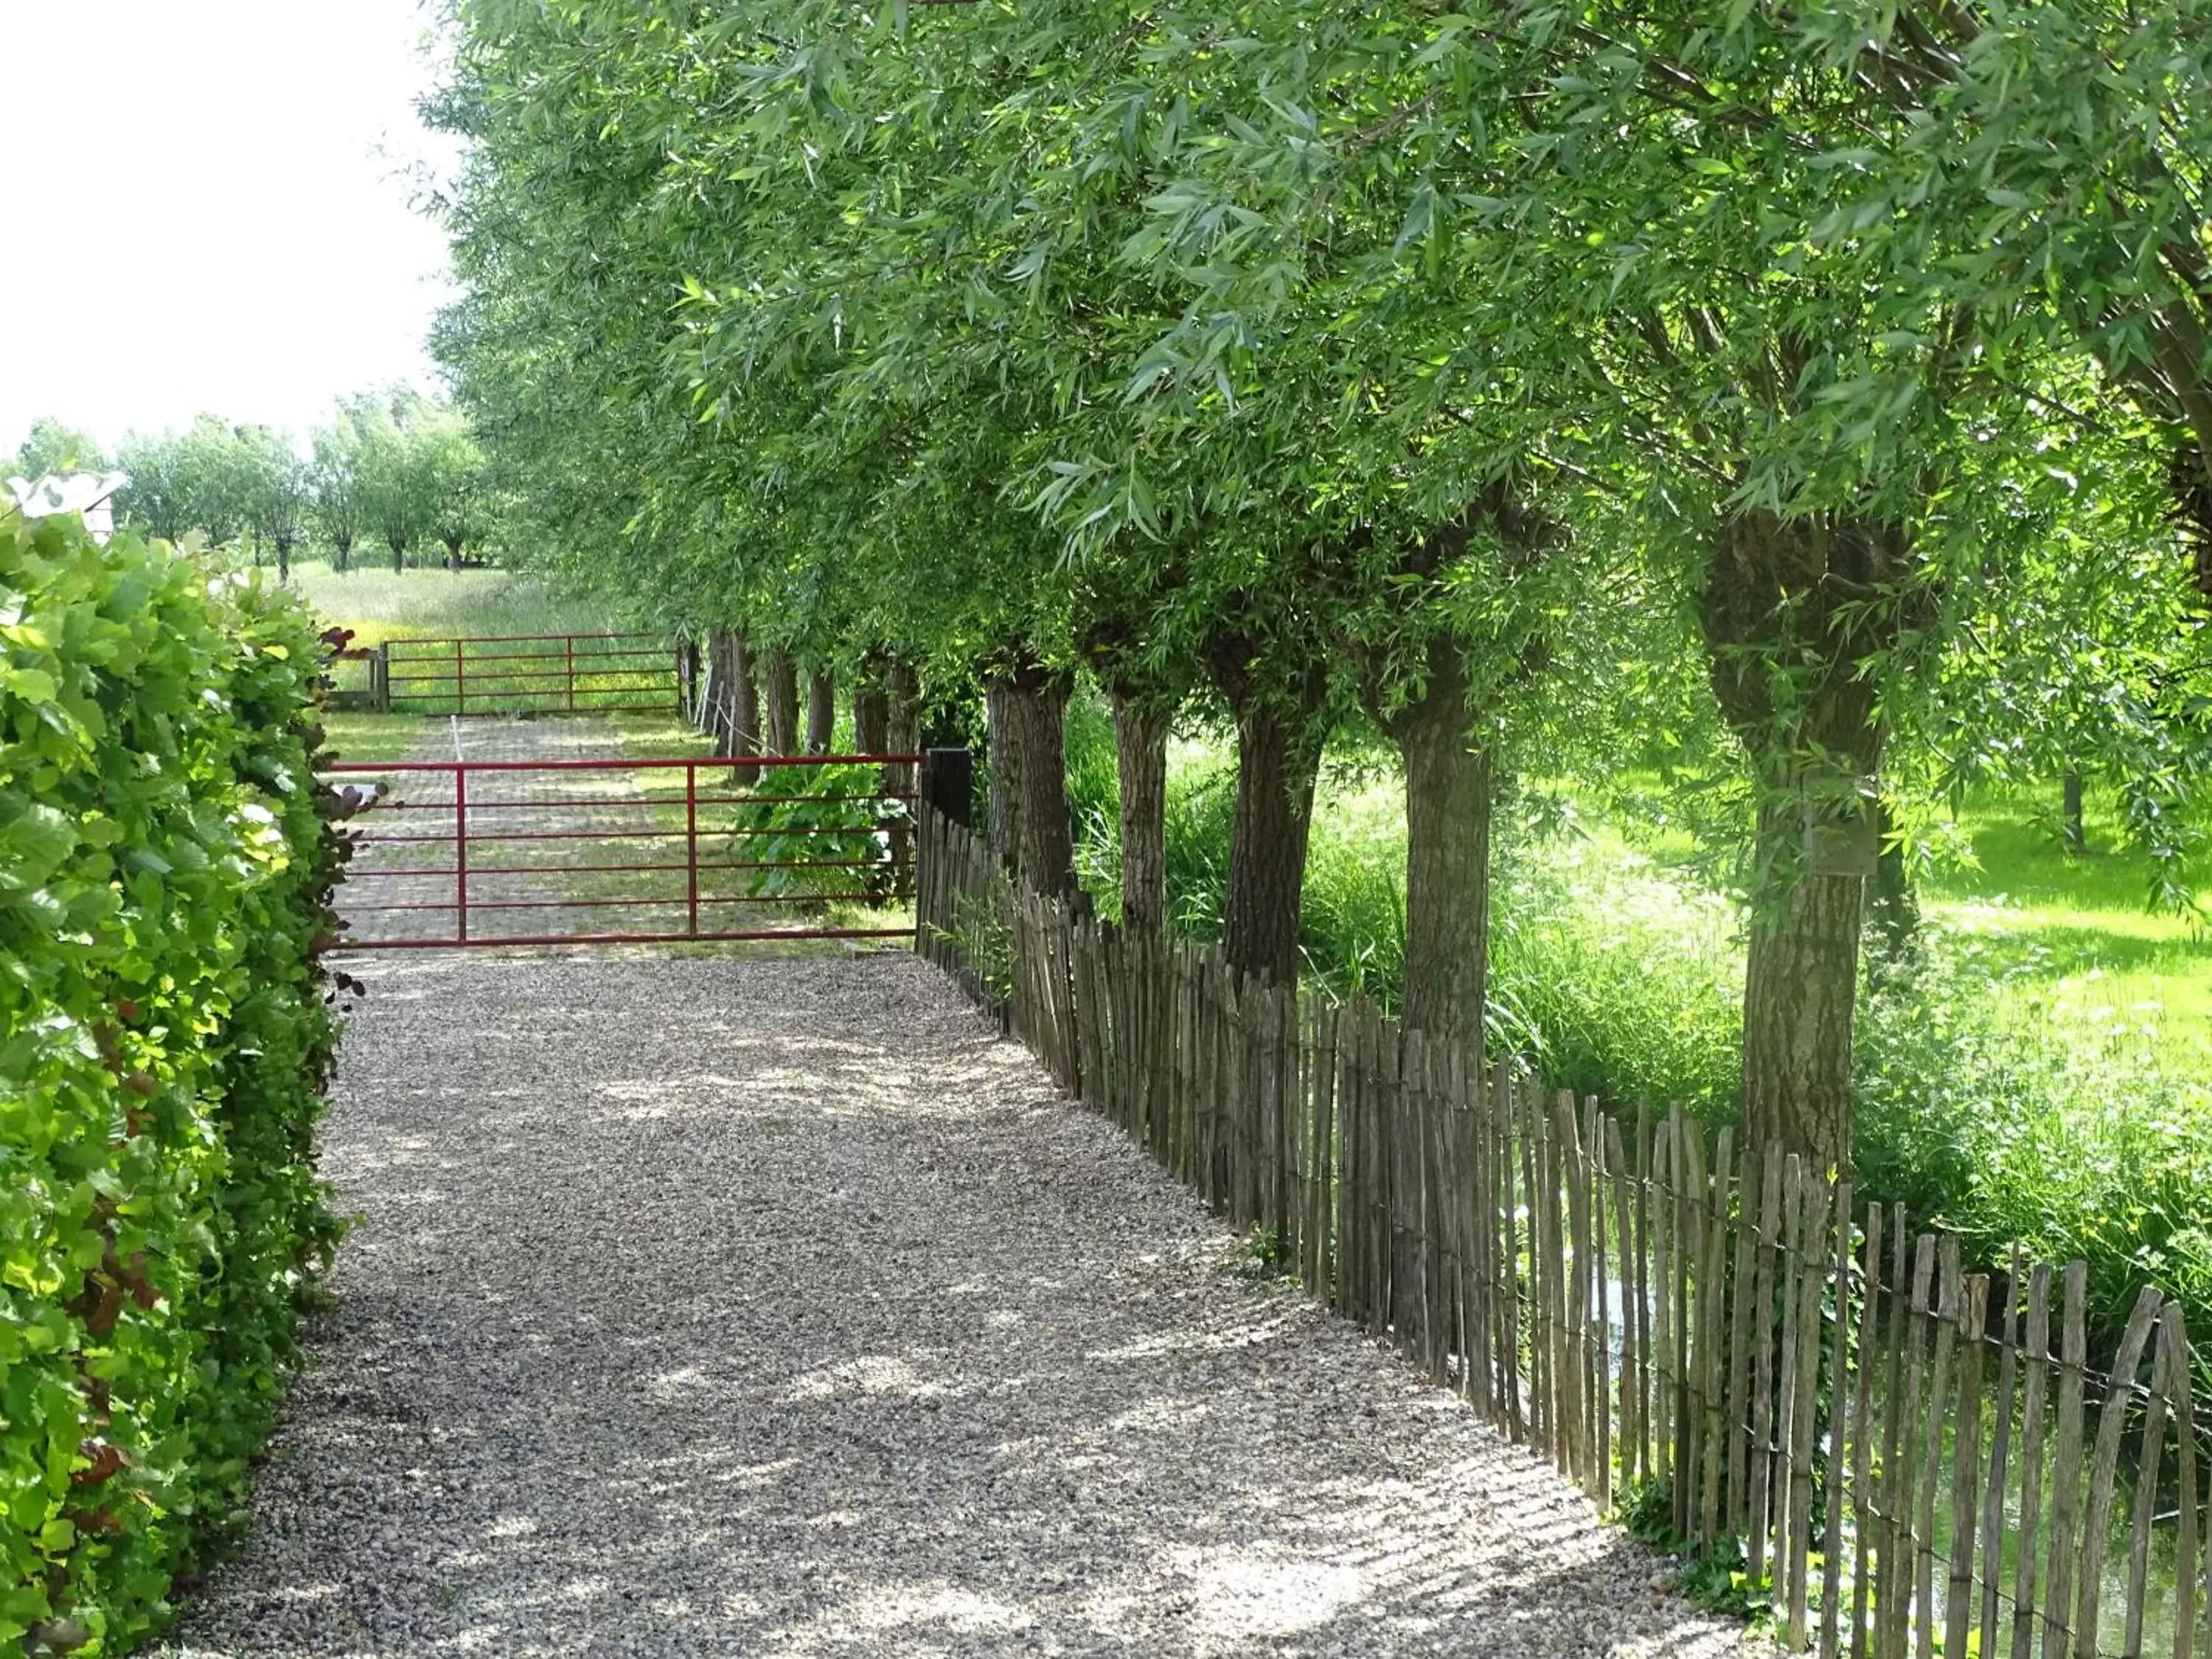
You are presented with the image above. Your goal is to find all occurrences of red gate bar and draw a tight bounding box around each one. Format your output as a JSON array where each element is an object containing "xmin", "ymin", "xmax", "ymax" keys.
[{"xmin": 326, "ymin": 751, "xmax": 925, "ymax": 950}]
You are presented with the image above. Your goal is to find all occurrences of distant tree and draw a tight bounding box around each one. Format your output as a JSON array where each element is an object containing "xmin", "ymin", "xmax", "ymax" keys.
[
  {"xmin": 417, "ymin": 413, "xmax": 487, "ymax": 567},
  {"xmin": 238, "ymin": 425, "xmax": 310, "ymax": 582},
  {"xmin": 355, "ymin": 391, "xmax": 441, "ymax": 572},
  {"xmin": 112, "ymin": 430, "xmax": 193, "ymax": 541},
  {"xmin": 174, "ymin": 415, "xmax": 257, "ymax": 549},
  {"xmin": 11, "ymin": 417, "xmax": 108, "ymax": 480},
  {"xmin": 311, "ymin": 402, "xmax": 373, "ymax": 572}
]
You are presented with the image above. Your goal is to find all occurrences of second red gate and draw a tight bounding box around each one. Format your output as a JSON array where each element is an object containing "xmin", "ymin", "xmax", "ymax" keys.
[{"xmin": 326, "ymin": 751, "xmax": 922, "ymax": 949}]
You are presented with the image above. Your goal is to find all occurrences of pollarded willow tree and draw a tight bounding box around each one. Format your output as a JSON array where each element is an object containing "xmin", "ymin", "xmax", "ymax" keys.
[
  {"xmin": 430, "ymin": 0, "xmax": 2210, "ymax": 1172},
  {"xmin": 1012, "ymin": 0, "xmax": 2202, "ymax": 1158}
]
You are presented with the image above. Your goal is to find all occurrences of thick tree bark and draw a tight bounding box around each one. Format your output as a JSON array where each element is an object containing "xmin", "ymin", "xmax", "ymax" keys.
[
  {"xmin": 984, "ymin": 678, "xmax": 1023, "ymax": 869},
  {"xmin": 703, "ymin": 632, "xmax": 734, "ymax": 752},
  {"xmin": 1703, "ymin": 507, "xmax": 1905, "ymax": 1172},
  {"xmin": 806, "ymin": 667, "xmax": 836, "ymax": 754},
  {"xmin": 1000, "ymin": 662, "xmax": 1076, "ymax": 896},
  {"xmin": 1222, "ymin": 695, "xmax": 1324, "ymax": 986},
  {"xmin": 1740, "ymin": 796, "xmax": 1869, "ymax": 1176},
  {"xmin": 730, "ymin": 630, "xmax": 761, "ymax": 785},
  {"xmin": 1110, "ymin": 689, "xmax": 1169, "ymax": 933},
  {"xmin": 1867, "ymin": 798, "xmax": 1920, "ymax": 969},
  {"xmin": 884, "ymin": 659, "xmax": 920, "ymax": 892},
  {"xmin": 1386, "ymin": 649, "xmax": 1492, "ymax": 1051},
  {"xmin": 764, "ymin": 652, "xmax": 799, "ymax": 757},
  {"xmin": 852, "ymin": 672, "xmax": 888, "ymax": 755},
  {"xmin": 389, "ymin": 537, "xmax": 405, "ymax": 574},
  {"xmin": 705, "ymin": 628, "xmax": 762, "ymax": 782},
  {"xmin": 852, "ymin": 663, "xmax": 892, "ymax": 897}
]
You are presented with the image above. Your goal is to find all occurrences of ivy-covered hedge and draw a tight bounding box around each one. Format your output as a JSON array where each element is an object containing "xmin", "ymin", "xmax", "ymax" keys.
[{"xmin": 1, "ymin": 512, "xmax": 347, "ymax": 1653}]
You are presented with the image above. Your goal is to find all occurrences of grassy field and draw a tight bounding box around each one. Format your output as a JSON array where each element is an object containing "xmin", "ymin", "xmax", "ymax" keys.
[
  {"xmin": 292, "ymin": 561, "xmax": 678, "ymax": 716},
  {"xmin": 1923, "ymin": 789, "xmax": 2211, "ymax": 1073},
  {"xmin": 291, "ymin": 560, "xmax": 623, "ymax": 647}
]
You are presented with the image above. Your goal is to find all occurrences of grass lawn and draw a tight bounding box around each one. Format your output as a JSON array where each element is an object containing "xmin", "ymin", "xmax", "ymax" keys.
[{"xmin": 1926, "ymin": 789, "xmax": 2211, "ymax": 1074}]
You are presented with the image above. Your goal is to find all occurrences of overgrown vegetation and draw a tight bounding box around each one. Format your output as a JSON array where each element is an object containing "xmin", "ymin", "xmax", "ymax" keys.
[
  {"xmin": 1, "ymin": 512, "xmax": 345, "ymax": 1652},
  {"xmin": 724, "ymin": 760, "xmax": 902, "ymax": 902}
]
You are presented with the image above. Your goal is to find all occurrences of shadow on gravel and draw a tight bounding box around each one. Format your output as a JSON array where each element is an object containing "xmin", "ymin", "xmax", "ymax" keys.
[{"xmin": 155, "ymin": 953, "xmax": 1759, "ymax": 1659}]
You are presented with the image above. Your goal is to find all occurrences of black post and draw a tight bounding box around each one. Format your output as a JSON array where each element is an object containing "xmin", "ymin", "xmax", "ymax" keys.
[{"xmin": 924, "ymin": 747, "xmax": 973, "ymax": 827}]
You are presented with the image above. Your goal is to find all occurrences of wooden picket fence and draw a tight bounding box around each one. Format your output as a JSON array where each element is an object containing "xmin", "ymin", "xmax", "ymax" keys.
[{"xmin": 916, "ymin": 805, "xmax": 2211, "ymax": 1658}]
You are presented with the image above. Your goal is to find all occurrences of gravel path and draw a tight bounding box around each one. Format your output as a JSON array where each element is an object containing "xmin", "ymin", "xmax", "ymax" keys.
[{"xmin": 155, "ymin": 949, "xmax": 1770, "ymax": 1658}]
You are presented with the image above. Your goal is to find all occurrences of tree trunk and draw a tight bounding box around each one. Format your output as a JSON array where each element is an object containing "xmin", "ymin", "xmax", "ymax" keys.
[
  {"xmin": 852, "ymin": 672, "xmax": 888, "ymax": 755},
  {"xmin": 764, "ymin": 652, "xmax": 799, "ymax": 756},
  {"xmin": 998, "ymin": 662, "xmax": 1076, "ymax": 895},
  {"xmin": 1222, "ymin": 695, "xmax": 1324, "ymax": 986},
  {"xmin": 985, "ymin": 678, "xmax": 1023, "ymax": 869},
  {"xmin": 1703, "ymin": 507, "xmax": 1905, "ymax": 1172},
  {"xmin": 389, "ymin": 537, "xmax": 405, "ymax": 574},
  {"xmin": 853, "ymin": 663, "xmax": 892, "ymax": 897},
  {"xmin": 729, "ymin": 630, "xmax": 760, "ymax": 785},
  {"xmin": 707, "ymin": 633, "xmax": 734, "ymax": 751},
  {"xmin": 2062, "ymin": 768, "xmax": 2086, "ymax": 853},
  {"xmin": 275, "ymin": 535, "xmax": 292, "ymax": 585},
  {"xmin": 1387, "ymin": 650, "xmax": 1492, "ymax": 1051},
  {"xmin": 1867, "ymin": 798, "xmax": 1920, "ymax": 969},
  {"xmin": 1110, "ymin": 689, "xmax": 1169, "ymax": 933},
  {"xmin": 333, "ymin": 533, "xmax": 351, "ymax": 574},
  {"xmin": 806, "ymin": 667, "xmax": 836, "ymax": 754},
  {"xmin": 1740, "ymin": 796, "xmax": 1870, "ymax": 1176},
  {"xmin": 885, "ymin": 659, "xmax": 920, "ymax": 893}
]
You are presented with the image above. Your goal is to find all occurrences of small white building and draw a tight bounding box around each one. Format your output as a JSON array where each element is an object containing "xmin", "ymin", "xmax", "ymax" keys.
[{"xmin": 7, "ymin": 470, "xmax": 128, "ymax": 543}]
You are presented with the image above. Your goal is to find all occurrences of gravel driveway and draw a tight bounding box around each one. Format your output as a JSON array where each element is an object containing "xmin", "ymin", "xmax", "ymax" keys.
[{"xmin": 156, "ymin": 950, "xmax": 1767, "ymax": 1658}]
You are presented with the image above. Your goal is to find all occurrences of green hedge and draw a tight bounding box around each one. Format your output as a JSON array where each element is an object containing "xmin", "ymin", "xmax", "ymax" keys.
[{"xmin": 1, "ymin": 513, "xmax": 346, "ymax": 1653}]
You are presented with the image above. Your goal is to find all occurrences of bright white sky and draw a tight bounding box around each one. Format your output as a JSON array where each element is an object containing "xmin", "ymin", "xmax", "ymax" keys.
[{"xmin": 0, "ymin": 1, "xmax": 459, "ymax": 456}]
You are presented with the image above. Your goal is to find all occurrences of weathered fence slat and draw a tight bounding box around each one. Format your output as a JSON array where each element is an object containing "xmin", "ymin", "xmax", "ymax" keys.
[
  {"xmin": 2042, "ymin": 1261, "xmax": 2090, "ymax": 1659},
  {"xmin": 2078, "ymin": 1288, "xmax": 2166, "ymax": 1659},
  {"xmin": 1748, "ymin": 1144, "xmax": 1784, "ymax": 1594},
  {"xmin": 1944, "ymin": 1272, "xmax": 1989, "ymax": 1659},
  {"xmin": 1819, "ymin": 1182, "xmax": 1854, "ymax": 1659},
  {"xmin": 1847, "ymin": 1202, "xmax": 1884, "ymax": 1659},
  {"xmin": 1981, "ymin": 1251, "xmax": 2022, "ymax": 1659},
  {"xmin": 2171, "ymin": 1301, "xmax": 2199, "ymax": 1659},
  {"xmin": 2013, "ymin": 1263, "xmax": 2053, "ymax": 1659}
]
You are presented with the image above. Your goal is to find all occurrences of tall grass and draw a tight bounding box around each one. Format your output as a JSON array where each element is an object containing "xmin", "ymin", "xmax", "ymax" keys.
[
  {"xmin": 1854, "ymin": 929, "xmax": 2212, "ymax": 1356},
  {"xmin": 289, "ymin": 560, "xmax": 621, "ymax": 647},
  {"xmin": 1489, "ymin": 825, "xmax": 1742, "ymax": 1119}
]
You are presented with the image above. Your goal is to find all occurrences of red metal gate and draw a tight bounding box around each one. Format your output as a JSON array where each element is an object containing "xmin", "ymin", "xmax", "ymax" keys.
[
  {"xmin": 326, "ymin": 752, "xmax": 920, "ymax": 949},
  {"xmin": 382, "ymin": 632, "xmax": 680, "ymax": 716}
]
